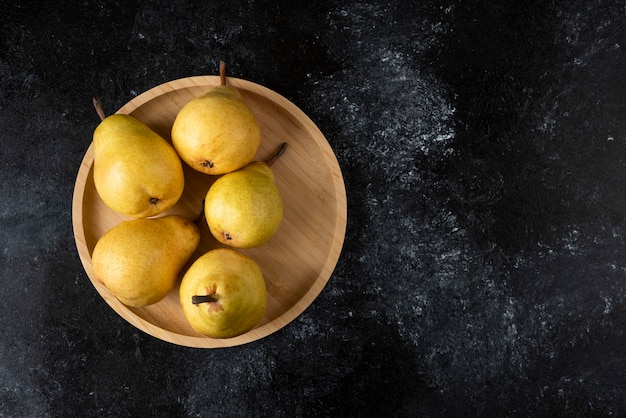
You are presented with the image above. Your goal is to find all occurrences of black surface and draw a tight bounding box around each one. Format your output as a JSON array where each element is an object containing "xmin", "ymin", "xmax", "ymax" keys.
[{"xmin": 2, "ymin": 0, "xmax": 626, "ymax": 416}]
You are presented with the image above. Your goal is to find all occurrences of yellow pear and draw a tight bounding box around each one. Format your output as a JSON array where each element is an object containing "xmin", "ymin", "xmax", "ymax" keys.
[
  {"xmin": 91, "ymin": 215, "xmax": 200, "ymax": 307},
  {"xmin": 203, "ymin": 143, "xmax": 286, "ymax": 248},
  {"xmin": 179, "ymin": 248, "xmax": 267, "ymax": 338},
  {"xmin": 171, "ymin": 61, "xmax": 261, "ymax": 175},
  {"xmin": 93, "ymin": 108, "xmax": 184, "ymax": 218}
]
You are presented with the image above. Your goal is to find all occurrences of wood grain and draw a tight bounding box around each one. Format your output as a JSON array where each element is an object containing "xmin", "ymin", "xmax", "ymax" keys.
[{"xmin": 72, "ymin": 76, "xmax": 347, "ymax": 348}]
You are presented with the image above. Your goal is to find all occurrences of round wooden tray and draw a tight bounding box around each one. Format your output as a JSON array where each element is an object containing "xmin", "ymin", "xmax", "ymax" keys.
[{"xmin": 72, "ymin": 76, "xmax": 347, "ymax": 348}]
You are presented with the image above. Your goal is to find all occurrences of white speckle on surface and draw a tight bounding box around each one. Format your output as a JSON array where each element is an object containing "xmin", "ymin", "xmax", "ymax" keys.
[{"xmin": 602, "ymin": 295, "xmax": 612, "ymax": 315}]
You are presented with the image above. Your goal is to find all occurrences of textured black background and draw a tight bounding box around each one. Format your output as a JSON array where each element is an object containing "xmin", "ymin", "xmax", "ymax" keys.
[{"xmin": 2, "ymin": 1, "xmax": 626, "ymax": 416}]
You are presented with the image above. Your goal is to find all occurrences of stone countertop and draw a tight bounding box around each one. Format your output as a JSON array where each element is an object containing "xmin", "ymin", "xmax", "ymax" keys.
[{"xmin": 1, "ymin": 1, "xmax": 625, "ymax": 416}]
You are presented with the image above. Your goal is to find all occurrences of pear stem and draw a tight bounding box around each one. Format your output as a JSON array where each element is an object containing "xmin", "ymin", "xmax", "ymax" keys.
[
  {"xmin": 219, "ymin": 61, "xmax": 226, "ymax": 86},
  {"xmin": 265, "ymin": 142, "xmax": 288, "ymax": 167},
  {"xmin": 92, "ymin": 97, "xmax": 106, "ymax": 121},
  {"xmin": 192, "ymin": 295, "xmax": 218, "ymax": 304}
]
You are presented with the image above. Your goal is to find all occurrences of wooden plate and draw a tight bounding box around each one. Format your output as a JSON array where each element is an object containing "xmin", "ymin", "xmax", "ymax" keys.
[{"xmin": 72, "ymin": 76, "xmax": 347, "ymax": 348}]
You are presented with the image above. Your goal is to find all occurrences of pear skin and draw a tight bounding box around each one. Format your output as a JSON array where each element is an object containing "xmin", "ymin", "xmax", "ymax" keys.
[
  {"xmin": 204, "ymin": 161, "xmax": 283, "ymax": 248},
  {"xmin": 171, "ymin": 62, "xmax": 261, "ymax": 175},
  {"xmin": 179, "ymin": 248, "xmax": 267, "ymax": 338},
  {"xmin": 91, "ymin": 215, "xmax": 201, "ymax": 307},
  {"xmin": 93, "ymin": 114, "xmax": 185, "ymax": 218}
]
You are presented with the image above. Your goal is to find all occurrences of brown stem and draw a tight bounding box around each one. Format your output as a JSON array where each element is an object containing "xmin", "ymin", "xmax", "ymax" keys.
[
  {"xmin": 192, "ymin": 295, "xmax": 218, "ymax": 304},
  {"xmin": 265, "ymin": 142, "xmax": 288, "ymax": 167},
  {"xmin": 92, "ymin": 97, "xmax": 106, "ymax": 121},
  {"xmin": 219, "ymin": 61, "xmax": 226, "ymax": 86}
]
